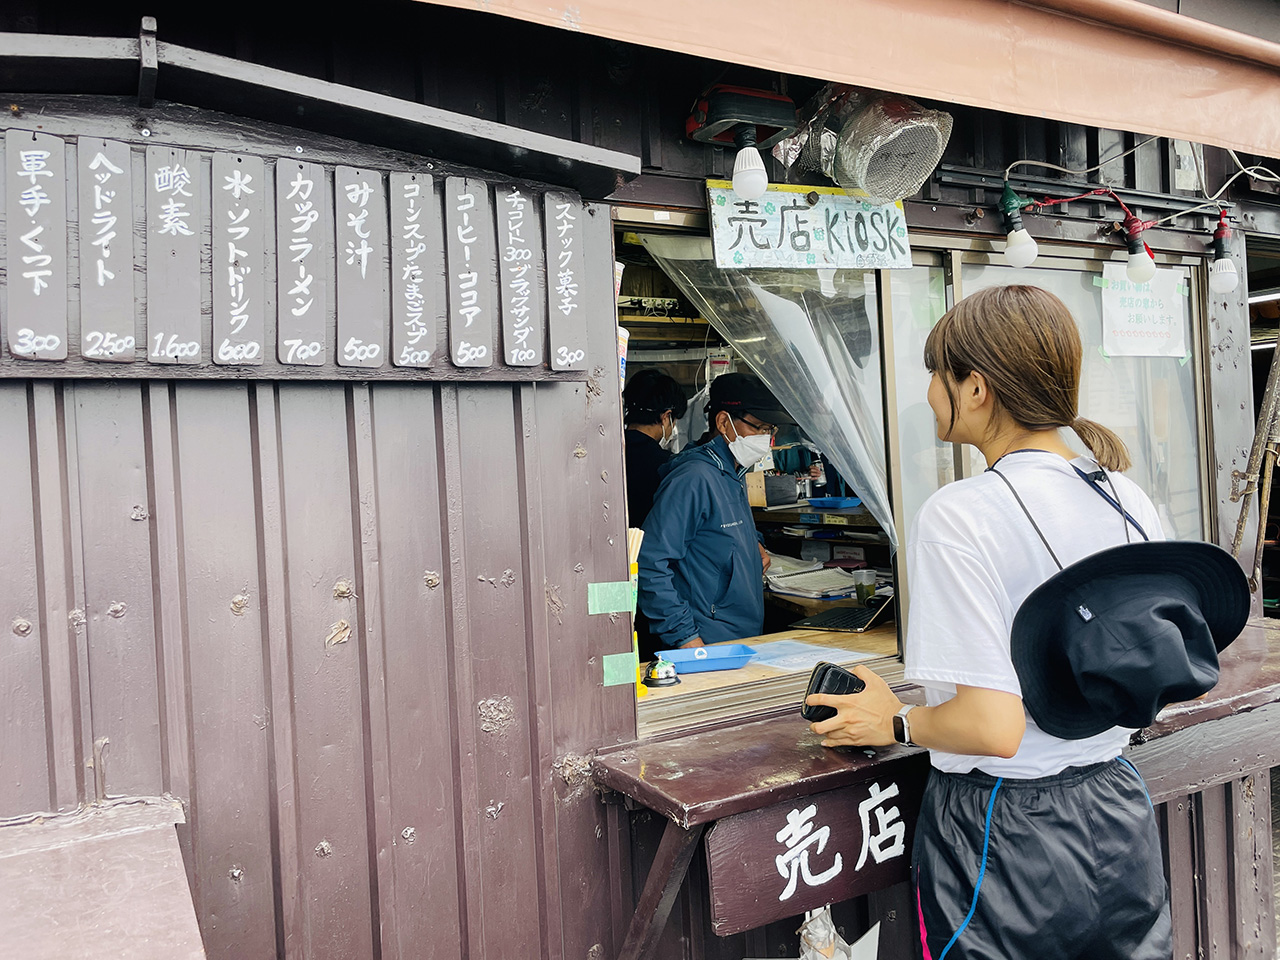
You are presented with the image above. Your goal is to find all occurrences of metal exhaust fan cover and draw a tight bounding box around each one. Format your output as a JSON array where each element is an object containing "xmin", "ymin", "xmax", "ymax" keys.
[{"xmin": 830, "ymin": 94, "xmax": 953, "ymax": 204}]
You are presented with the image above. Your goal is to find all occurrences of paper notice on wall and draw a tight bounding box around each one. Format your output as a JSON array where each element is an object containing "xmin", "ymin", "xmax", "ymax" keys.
[{"xmin": 1098, "ymin": 263, "xmax": 1189, "ymax": 358}]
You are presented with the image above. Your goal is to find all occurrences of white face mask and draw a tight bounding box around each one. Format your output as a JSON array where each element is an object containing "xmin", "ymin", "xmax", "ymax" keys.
[
  {"xmin": 726, "ymin": 419, "xmax": 773, "ymax": 468},
  {"xmin": 659, "ymin": 418, "xmax": 679, "ymax": 451}
]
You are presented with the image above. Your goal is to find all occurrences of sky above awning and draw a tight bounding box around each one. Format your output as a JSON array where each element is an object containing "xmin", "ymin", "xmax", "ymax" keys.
[{"xmin": 421, "ymin": 0, "xmax": 1280, "ymax": 159}]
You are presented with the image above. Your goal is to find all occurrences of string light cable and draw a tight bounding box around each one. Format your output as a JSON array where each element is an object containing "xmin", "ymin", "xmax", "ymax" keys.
[{"xmin": 998, "ymin": 144, "xmax": 1280, "ymax": 288}]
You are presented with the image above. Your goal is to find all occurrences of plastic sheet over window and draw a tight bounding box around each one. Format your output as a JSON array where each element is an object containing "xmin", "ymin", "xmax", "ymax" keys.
[{"xmin": 643, "ymin": 236, "xmax": 895, "ymax": 548}]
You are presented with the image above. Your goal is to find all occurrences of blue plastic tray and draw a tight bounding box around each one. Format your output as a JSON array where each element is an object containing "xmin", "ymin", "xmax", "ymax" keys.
[
  {"xmin": 807, "ymin": 496, "xmax": 862, "ymax": 509},
  {"xmin": 657, "ymin": 644, "xmax": 757, "ymax": 673}
]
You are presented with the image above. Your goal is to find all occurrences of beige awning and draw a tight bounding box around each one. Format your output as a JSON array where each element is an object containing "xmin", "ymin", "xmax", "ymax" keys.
[{"xmin": 422, "ymin": 0, "xmax": 1280, "ymax": 159}]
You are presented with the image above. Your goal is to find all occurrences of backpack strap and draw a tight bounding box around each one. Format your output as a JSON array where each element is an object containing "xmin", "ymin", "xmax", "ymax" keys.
[
  {"xmin": 987, "ymin": 467, "xmax": 1063, "ymax": 571},
  {"xmin": 1070, "ymin": 465, "xmax": 1150, "ymax": 542}
]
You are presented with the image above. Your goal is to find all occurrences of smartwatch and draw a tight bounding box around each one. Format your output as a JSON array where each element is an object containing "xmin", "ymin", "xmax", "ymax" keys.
[{"xmin": 892, "ymin": 704, "xmax": 916, "ymax": 746}]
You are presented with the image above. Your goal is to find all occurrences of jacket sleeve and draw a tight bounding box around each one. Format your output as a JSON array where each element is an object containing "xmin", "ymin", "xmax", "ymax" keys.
[{"xmin": 637, "ymin": 466, "xmax": 710, "ymax": 647}]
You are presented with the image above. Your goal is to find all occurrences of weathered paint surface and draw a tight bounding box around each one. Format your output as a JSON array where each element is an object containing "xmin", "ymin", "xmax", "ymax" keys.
[{"xmin": 0, "ymin": 208, "xmax": 634, "ymax": 960}]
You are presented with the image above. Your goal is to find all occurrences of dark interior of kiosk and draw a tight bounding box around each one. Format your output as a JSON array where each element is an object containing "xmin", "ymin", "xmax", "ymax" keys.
[{"xmin": 617, "ymin": 225, "xmax": 900, "ymax": 733}]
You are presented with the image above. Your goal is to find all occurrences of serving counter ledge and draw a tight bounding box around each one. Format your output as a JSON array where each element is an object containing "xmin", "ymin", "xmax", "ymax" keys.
[{"xmin": 594, "ymin": 618, "xmax": 1280, "ymax": 960}]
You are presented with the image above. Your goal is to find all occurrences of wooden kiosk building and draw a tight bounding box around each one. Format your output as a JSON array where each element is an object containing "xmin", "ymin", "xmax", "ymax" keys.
[{"xmin": 0, "ymin": 3, "xmax": 1278, "ymax": 959}]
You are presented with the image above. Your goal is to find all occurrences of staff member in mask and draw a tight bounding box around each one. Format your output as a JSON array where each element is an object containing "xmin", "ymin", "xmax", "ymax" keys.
[
  {"xmin": 637, "ymin": 373, "xmax": 793, "ymax": 651},
  {"xmin": 623, "ymin": 368, "xmax": 689, "ymax": 528}
]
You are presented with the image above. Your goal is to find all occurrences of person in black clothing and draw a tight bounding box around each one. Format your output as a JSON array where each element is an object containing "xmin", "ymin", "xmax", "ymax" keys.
[{"xmin": 623, "ymin": 368, "xmax": 688, "ymax": 528}]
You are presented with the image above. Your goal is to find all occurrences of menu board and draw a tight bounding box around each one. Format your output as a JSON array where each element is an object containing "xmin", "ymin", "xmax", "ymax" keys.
[
  {"xmin": 497, "ymin": 185, "xmax": 545, "ymax": 367},
  {"xmin": 335, "ymin": 166, "xmax": 389, "ymax": 368},
  {"xmin": 276, "ymin": 160, "xmax": 331, "ymax": 366},
  {"xmin": 77, "ymin": 137, "xmax": 134, "ymax": 362},
  {"xmin": 146, "ymin": 146, "xmax": 202, "ymax": 364},
  {"xmin": 7, "ymin": 130, "xmax": 68, "ymax": 359},
  {"xmin": 445, "ymin": 176, "xmax": 496, "ymax": 368},
  {"xmin": 545, "ymin": 191, "xmax": 587, "ymax": 371},
  {"xmin": 212, "ymin": 153, "xmax": 267, "ymax": 365}
]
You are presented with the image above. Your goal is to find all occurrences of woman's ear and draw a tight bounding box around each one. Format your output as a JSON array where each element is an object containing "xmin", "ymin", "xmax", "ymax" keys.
[{"xmin": 965, "ymin": 371, "xmax": 991, "ymax": 410}]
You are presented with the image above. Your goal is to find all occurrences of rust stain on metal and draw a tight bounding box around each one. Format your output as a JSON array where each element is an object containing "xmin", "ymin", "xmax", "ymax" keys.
[
  {"xmin": 424, "ymin": 570, "xmax": 441, "ymax": 589},
  {"xmin": 325, "ymin": 619, "xmax": 352, "ymax": 646},
  {"xmin": 11, "ymin": 617, "xmax": 32, "ymax": 637},
  {"xmin": 230, "ymin": 593, "xmax": 250, "ymax": 616},
  {"xmin": 553, "ymin": 754, "xmax": 591, "ymax": 787},
  {"xmin": 130, "ymin": 504, "xmax": 148, "ymax": 521},
  {"xmin": 314, "ymin": 839, "xmax": 334, "ymax": 858},
  {"xmin": 68, "ymin": 609, "xmax": 85, "ymax": 630},
  {"xmin": 546, "ymin": 582, "xmax": 565, "ymax": 624},
  {"xmin": 333, "ymin": 578, "xmax": 357, "ymax": 599},
  {"xmin": 91, "ymin": 736, "xmax": 110, "ymax": 801},
  {"xmin": 572, "ymin": 443, "xmax": 587, "ymax": 459},
  {"xmin": 585, "ymin": 367, "xmax": 604, "ymax": 399},
  {"xmin": 477, "ymin": 697, "xmax": 515, "ymax": 734},
  {"xmin": 107, "ymin": 601, "xmax": 127, "ymax": 619}
]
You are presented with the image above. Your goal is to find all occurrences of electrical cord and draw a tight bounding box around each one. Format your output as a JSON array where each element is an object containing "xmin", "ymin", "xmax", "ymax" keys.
[
  {"xmin": 1006, "ymin": 139, "xmax": 1280, "ymax": 230},
  {"xmin": 1003, "ymin": 135, "xmax": 1160, "ymax": 182}
]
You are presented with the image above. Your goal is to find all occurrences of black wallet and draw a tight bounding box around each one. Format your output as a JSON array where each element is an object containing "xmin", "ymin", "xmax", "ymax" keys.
[{"xmin": 800, "ymin": 661, "xmax": 866, "ymax": 722}]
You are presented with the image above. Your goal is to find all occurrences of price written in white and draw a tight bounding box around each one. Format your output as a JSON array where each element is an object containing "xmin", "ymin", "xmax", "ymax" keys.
[
  {"xmin": 502, "ymin": 188, "xmax": 538, "ymax": 365},
  {"xmin": 217, "ymin": 160, "xmax": 263, "ymax": 364},
  {"xmin": 453, "ymin": 187, "xmax": 488, "ymax": 366},
  {"xmin": 82, "ymin": 149, "xmax": 130, "ymax": 359},
  {"xmin": 550, "ymin": 199, "xmax": 581, "ymax": 369},
  {"xmin": 397, "ymin": 179, "xmax": 431, "ymax": 366},
  {"xmin": 150, "ymin": 160, "xmax": 200, "ymax": 361}
]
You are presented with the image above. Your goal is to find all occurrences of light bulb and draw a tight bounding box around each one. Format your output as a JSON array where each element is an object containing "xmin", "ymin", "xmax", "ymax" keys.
[
  {"xmin": 732, "ymin": 146, "xmax": 768, "ymax": 200},
  {"xmin": 1126, "ymin": 247, "xmax": 1157, "ymax": 285},
  {"xmin": 1209, "ymin": 257, "xmax": 1239, "ymax": 294},
  {"xmin": 1208, "ymin": 212, "xmax": 1238, "ymax": 294},
  {"xmin": 1003, "ymin": 228, "xmax": 1039, "ymax": 268}
]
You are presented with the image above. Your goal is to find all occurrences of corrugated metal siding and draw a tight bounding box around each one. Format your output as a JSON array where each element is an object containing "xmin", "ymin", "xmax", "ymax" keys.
[{"xmin": 0, "ymin": 285, "xmax": 634, "ymax": 960}]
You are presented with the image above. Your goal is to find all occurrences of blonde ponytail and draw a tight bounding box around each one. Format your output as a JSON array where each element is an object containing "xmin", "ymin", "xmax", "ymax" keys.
[{"xmin": 1072, "ymin": 417, "xmax": 1131, "ymax": 473}]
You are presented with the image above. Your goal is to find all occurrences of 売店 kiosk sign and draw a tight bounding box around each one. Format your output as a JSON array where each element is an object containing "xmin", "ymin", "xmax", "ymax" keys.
[{"xmin": 708, "ymin": 180, "xmax": 913, "ymax": 271}]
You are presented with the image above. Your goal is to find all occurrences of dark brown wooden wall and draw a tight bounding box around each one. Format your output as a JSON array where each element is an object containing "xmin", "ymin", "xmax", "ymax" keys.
[{"xmin": 0, "ymin": 201, "xmax": 634, "ymax": 960}]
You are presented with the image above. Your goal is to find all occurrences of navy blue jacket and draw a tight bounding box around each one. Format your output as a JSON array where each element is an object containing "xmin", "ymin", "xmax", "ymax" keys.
[{"xmin": 637, "ymin": 435, "xmax": 764, "ymax": 648}]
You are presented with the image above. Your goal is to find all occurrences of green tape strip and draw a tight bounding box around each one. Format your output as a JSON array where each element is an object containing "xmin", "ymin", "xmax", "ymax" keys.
[
  {"xmin": 588, "ymin": 580, "xmax": 635, "ymax": 615},
  {"xmin": 603, "ymin": 651, "xmax": 639, "ymax": 687},
  {"xmin": 1179, "ymin": 350, "xmax": 1192, "ymax": 367},
  {"xmin": 1176, "ymin": 282, "xmax": 1189, "ymax": 296},
  {"xmin": 1092, "ymin": 275, "xmax": 1108, "ymax": 288},
  {"xmin": 1097, "ymin": 344, "xmax": 1112, "ymax": 362}
]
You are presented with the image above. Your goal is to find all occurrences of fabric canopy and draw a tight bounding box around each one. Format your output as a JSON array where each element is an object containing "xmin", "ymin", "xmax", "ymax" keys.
[{"xmin": 422, "ymin": 0, "xmax": 1280, "ymax": 159}]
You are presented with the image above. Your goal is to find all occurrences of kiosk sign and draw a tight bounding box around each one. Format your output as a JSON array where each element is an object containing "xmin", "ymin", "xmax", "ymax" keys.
[
  {"xmin": 708, "ymin": 181, "xmax": 912, "ymax": 271},
  {"xmin": 703, "ymin": 760, "xmax": 927, "ymax": 935}
]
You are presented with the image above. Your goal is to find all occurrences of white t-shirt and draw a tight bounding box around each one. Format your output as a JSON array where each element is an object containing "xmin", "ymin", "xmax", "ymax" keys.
[{"xmin": 903, "ymin": 449, "xmax": 1165, "ymax": 779}]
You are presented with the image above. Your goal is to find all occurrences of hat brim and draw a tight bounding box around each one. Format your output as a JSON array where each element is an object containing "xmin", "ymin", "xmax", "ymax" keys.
[{"xmin": 1010, "ymin": 540, "xmax": 1250, "ymax": 740}]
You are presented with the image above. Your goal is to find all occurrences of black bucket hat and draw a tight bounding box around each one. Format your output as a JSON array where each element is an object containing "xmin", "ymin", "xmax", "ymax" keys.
[{"xmin": 1010, "ymin": 540, "xmax": 1250, "ymax": 740}]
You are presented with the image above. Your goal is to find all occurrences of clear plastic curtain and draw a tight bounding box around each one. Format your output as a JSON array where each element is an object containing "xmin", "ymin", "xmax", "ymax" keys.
[{"xmin": 643, "ymin": 236, "xmax": 896, "ymax": 549}]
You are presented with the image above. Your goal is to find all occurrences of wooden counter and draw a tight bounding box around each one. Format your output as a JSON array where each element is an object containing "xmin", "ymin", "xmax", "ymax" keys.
[{"xmin": 636, "ymin": 624, "xmax": 899, "ymax": 736}]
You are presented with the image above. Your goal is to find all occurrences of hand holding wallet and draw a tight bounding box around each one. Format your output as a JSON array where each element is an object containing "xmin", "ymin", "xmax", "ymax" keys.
[{"xmin": 801, "ymin": 661, "xmax": 866, "ymax": 722}]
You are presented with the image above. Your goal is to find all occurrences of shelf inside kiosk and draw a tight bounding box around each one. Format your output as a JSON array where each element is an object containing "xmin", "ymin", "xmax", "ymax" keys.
[{"xmin": 617, "ymin": 226, "xmax": 903, "ymax": 737}]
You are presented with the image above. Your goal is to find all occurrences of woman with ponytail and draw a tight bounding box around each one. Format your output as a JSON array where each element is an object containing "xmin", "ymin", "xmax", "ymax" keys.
[{"xmin": 806, "ymin": 286, "xmax": 1171, "ymax": 959}]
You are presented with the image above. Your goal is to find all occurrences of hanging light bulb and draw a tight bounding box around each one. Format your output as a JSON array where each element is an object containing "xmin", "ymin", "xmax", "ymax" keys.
[
  {"xmin": 730, "ymin": 124, "xmax": 769, "ymax": 201},
  {"xmin": 1208, "ymin": 210, "xmax": 1239, "ymax": 294},
  {"xmin": 999, "ymin": 182, "xmax": 1038, "ymax": 268},
  {"xmin": 1122, "ymin": 214, "xmax": 1157, "ymax": 285}
]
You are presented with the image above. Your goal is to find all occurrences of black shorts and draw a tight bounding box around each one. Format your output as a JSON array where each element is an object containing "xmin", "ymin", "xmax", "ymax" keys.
[{"xmin": 913, "ymin": 758, "xmax": 1171, "ymax": 960}]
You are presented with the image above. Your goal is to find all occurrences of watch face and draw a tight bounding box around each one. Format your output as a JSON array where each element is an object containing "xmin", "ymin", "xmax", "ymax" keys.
[{"xmin": 892, "ymin": 713, "xmax": 906, "ymax": 744}]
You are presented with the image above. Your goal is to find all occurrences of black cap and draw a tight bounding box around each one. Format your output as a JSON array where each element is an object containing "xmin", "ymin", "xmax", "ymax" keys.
[
  {"xmin": 1010, "ymin": 540, "xmax": 1249, "ymax": 740},
  {"xmin": 708, "ymin": 373, "xmax": 795, "ymax": 426}
]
